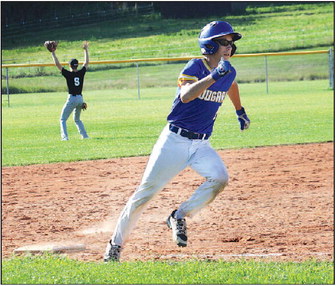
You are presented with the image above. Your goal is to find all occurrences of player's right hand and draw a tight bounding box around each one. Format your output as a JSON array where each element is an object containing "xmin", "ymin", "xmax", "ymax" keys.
[
  {"xmin": 83, "ymin": 41, "xmax": 89, "ymax": 50},
  {"xmin": 211, "ymin": 58, "xmax": 232, "ymax": 81}
]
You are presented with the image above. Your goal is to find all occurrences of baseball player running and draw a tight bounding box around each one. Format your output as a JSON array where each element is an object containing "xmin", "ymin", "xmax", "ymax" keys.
[
  {"xmin": 104, "ymin": 21, "xmax": 250, "ymax": 262},
  {"xmin": 46, "ymin": 41, "xmax": 90, "ymax": 141}
]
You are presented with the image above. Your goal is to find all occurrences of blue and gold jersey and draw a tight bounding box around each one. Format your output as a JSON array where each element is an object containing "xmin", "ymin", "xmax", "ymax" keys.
[{"xmin": 167, "ymin": 58, "xmax": 236, "ymax": 135}]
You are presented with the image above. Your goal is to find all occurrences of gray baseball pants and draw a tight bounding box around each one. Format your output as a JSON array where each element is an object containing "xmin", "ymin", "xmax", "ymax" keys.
[{"xmin": 60, "ymin": 94, "xmax": 88, "ymax": 140}]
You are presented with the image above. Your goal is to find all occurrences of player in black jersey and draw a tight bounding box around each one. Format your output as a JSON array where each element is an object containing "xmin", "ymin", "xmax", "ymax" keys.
[{"xmin": 50, "ymin": 41, "xmax": 90, "ymax": 141}]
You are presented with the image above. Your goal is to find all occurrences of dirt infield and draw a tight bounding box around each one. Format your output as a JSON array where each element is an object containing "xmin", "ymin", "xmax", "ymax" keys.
[{"xmin": 2, "ymin": 142, "xmax": 334, "ymax": 262}]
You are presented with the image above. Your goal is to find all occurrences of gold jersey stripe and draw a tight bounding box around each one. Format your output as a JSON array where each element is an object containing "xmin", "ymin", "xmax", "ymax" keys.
[
  {"xmin": 202, "ymin": 59, "xmax": 212, "ymax": 72},
  {"xmin": 177, "ymin": 74, "xmax": 198, "ymax": 86},
  {"xmin": 179, "ymin": 74, "xmax": 198, "ymax": 81}
]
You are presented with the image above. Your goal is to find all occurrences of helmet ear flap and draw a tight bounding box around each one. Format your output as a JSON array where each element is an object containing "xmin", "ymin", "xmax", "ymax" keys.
[
  {"xmin": 199, "ymin": 39, "xmax": 219, "ymax": 55},
  {"xmin": 230, "ymin": 43, "xmax": 237, "ymax": 57}
]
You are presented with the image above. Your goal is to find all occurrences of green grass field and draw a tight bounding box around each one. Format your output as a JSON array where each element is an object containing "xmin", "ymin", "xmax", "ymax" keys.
[
  {"xmin": 2, "ymin": 50, "xmax": 331, "ymax": 94},
  {"xmin": 2, "ymin": 80, "xmax": 333, "ymax": 166},
  {"xmin": 2, "ymin": 2, "xmax": 333, "ymax": 63},
  {"xmin": 1, "ymin": 2, "xmax": 333, "ymax": 93},
  {"xmin": 2, "ymin": 255, "xmax": 334, "ymax": 284}
]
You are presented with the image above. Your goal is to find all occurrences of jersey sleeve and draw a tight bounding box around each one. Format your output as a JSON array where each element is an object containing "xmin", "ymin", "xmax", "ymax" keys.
[
  {"xmin": 61, "ymin": 68, "xmax": 70, "ymax": 78},
  {"xmin": 177, "ymin": 59, "xmax": 202, "ymax": 87},
  {"xmin": 79, "ymin": 66, "xmax": 86, "ymax": 75}
]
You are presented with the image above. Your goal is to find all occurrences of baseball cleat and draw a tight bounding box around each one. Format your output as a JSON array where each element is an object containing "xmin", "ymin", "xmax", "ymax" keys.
[
  {"xmin": 166, "ymin": 210, "xmax": 187, "ymax": 247},
  {"xmin": 104, "ymin": 241, "xmax": 121, "ymax": 262}
]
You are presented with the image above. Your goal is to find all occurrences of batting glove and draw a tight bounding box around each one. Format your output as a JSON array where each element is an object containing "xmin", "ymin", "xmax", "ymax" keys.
[
  {"xmin": 236, "ymin": 107, "xmax": 250, "ymax": 131},
  {"xmin": 211, "ymin": 59, "xmax": 232, "ymax": 81}
]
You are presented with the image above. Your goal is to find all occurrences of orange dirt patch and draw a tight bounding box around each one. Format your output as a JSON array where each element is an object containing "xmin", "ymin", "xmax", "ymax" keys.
[{"xmin": 2, "ymin": 142, "xmax": 334, "ymax": 262}]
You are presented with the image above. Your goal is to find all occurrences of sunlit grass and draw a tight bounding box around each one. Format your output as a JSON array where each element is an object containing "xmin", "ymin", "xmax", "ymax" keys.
[
  {"xmin": 2, "ymin": 254, "xmax": 334, "ymax": 284},
  {"xmin": 2, "ymin": 80, "xmax": 333, "ymax": 166}
]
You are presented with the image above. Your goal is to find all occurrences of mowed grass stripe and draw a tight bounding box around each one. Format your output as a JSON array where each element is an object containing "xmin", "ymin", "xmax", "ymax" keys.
[{"xmin": 2, "ymin": 80, "xmax": 333, "ymax": 166}]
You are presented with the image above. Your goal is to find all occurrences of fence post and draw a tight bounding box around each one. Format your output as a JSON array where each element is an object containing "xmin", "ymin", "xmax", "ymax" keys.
[
  {"xmin": 264, "ymin": 55, "xmax": 269, "ymax": 94},
  {"xmin": 136, "ymin": 62, "xmax": 140, "ymax": 99},
  {"xmin": 6, "ymin": 68, "xmax": 10, "ymax": 107},
  {"xmin": 328, "ymin": 48, "xmax": 334, "ymax": 89}
]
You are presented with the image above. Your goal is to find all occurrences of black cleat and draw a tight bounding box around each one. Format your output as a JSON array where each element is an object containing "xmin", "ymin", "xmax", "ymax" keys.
[
  {"xmin": 166, "ymin": 210, "xmax": 187, "ymax": 247},
  {"xmin": 104, "ymin": 241, "xmax": 121, "ymax": 262}
]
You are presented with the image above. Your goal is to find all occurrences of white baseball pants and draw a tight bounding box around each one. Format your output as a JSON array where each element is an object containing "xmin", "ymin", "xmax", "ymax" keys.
[
  {"xmin": 111, "ymin": 124, "xmax": 229, "ymax": 247},
  {"xmin": 60, "ymin": 95, "xmax": 88, "ymax": 140}
]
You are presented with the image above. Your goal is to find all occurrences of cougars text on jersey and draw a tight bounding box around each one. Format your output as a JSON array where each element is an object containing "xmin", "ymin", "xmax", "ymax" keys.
[{"xmin": 198, "ymin": 89, "xmax": 226, "ymax": 103}]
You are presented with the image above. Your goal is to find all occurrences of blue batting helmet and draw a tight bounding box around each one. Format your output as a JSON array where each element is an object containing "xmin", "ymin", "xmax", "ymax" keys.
[{"xmin": 199, "ymin": 21, "xmax": 242, "ymax": 55}]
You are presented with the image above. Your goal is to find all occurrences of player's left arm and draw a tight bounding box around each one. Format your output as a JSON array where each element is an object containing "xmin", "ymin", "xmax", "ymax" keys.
[
  {"xmin": 227, "ymin": 81, "xmax": 242, "ymax": 110},
  {"xmin": 83, "ymin": 41, "xmax": 89, "ymax": 69},
  {"xmin": 227, "ymin": 81, "xmax": 250, "ymax": 130}
]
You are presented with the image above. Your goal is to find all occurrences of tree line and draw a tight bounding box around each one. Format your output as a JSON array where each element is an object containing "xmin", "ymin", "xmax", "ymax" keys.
[
  {"xmin": 2, "ymin": 1, "xmax": 249, "ymax": 26},
  {"xmin": 2, "ymin": 1, "xmax": 307, "ymax": 27}
]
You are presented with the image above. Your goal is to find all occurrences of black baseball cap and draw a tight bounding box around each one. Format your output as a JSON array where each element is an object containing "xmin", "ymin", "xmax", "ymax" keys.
[{"xmin": 69, "ymin": 58, "xmax": 79, "ymax": 67}]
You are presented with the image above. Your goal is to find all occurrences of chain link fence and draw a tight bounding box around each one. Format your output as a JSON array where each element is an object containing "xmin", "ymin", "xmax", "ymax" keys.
[
  {"xmin": 2, "ymin": 49, "xmax": 334, "ymax": 107},
  {"xmin": 2, "ymin": 4, "xmax": 154, "ymax": 38}
]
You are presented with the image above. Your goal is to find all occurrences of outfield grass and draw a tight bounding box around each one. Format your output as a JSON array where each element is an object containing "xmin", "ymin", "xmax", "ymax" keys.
[
  {"xmin": 2, "ymin": 2, "xmax": 333, "ymax": 94},
  {"xmin": 2, "ymin": 80, "xmax": 333, "ymax": 167},
  {"xmin": 2, "ymin": 255, "xmax": 334, "ymax": 284},
  {"xmin": 2, "ymin": 50, "xmax": 330, "ymax": 94}
]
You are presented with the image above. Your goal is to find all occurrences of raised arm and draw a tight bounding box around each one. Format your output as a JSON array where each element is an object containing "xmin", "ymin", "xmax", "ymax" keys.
[
  {"xmin": 44, "ymin": 41, "xmax": 62, "ymax": 71},
  {"xmin": 180, "ymin": 59, "xmax": 232, "ymax": 103},
  {"xmin": 51, "ymin": 51, "xmax": 63, "ymax": 72},
  {"xmin": 83, "ymin": 41, "xmax": 89, "ymax": 69},
  {"xmin": 180, "ymin": 77, "xmax": 215, "ymax": 103}
]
